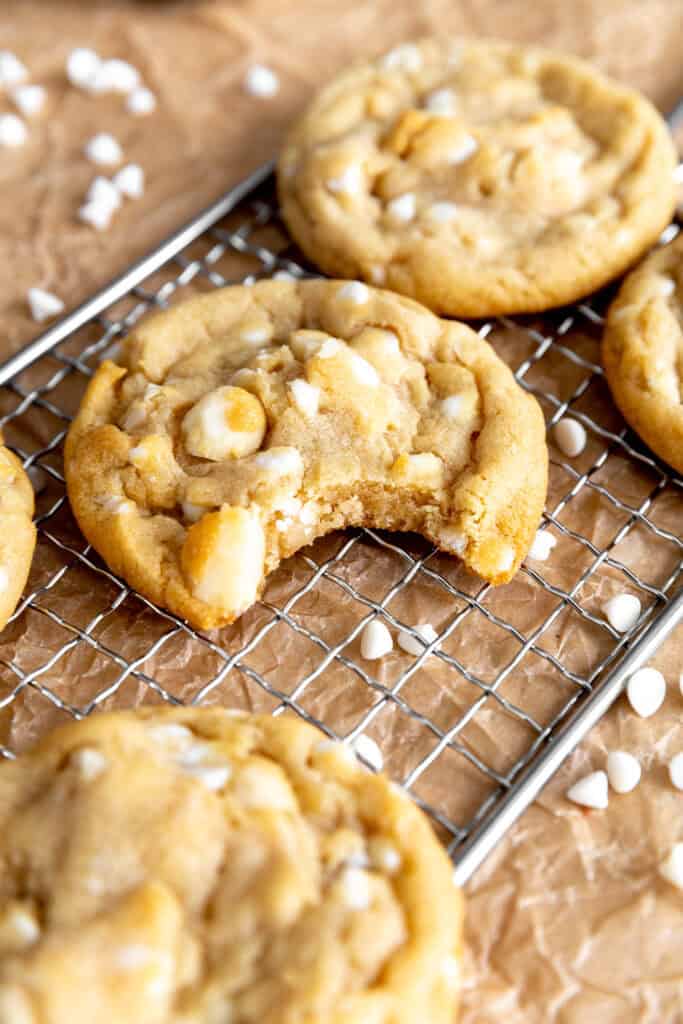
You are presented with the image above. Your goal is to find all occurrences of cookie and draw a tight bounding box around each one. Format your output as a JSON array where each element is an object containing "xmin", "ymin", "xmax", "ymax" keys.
[
  {"xmin": 0, "ymin": 434, "xmax": 35, "ymax": 631},
  {"xmin": 602, "ymin": 232, "xmax": 683, "ymax": 473},
  {"xmin": 0, "ymin": 707, "xmax": 464, "ymax": 1024},
  {"xmin": 65, "ymin": 279, "xmax": 547, "ymax": 629},
  {"xmin": 278, "ymin": 38, "xmax": 677, "ymax": 318}
]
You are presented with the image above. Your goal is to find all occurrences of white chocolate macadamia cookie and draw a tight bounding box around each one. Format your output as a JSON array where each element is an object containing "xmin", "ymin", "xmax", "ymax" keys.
[
  {"xmin": 278, "ymin": 38, "xmax": 677, "ymax": 317},
  {"xmin": 65, "ymin": 279, "xmax": 547, "ymax": 629},
  {"xmin": 0, "ymin": 707, "xmax": 464, "ymax": 1024}
]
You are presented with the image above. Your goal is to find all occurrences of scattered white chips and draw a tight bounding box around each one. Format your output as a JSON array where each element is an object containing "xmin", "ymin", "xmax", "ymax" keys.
[
  {"xmin": 566, "ymin": 769, "xmax": 608, "ymax": 809},
  {"xmin": 244, "ymin": 64, "xmax": 279, "ymax": 98},
  {"xmin": 11, "ymin": 84, "xmax": 46, "ymax": 117},
  {"xmin": 113, "ymin": 163, "xmax": 144, "ymax": 199},
  {"xmin": 126, "ymin": 87, "xmax": 156, "ymax": 116},
  {"xmin": 606, "ymin": 751, "xmax": 641, "ymax": 794},
  {"xmin": 554, "ymin": 417, "xmax": 587, "ymax": 457},
  {"xmin": 96, "ymin": 59, "xmax": 140, "ymax": 94},
  {"xmin": 667, "ymin": 752, "xmax": 683, "ymax": 791},
  {"xmin": 659, "ymin": 843, "xmax": 683, "ymax": 890},
  {"xmin": 84, "ymin": 132, "xmax": 123, "ymax": 166},
  {"xmin": 0, "ymin": 51, "xmax": 27, "ymax": 87},
  {"xmin": 87, "ymin": 175, "xmax": 121, "ymax": 211},
  {"xmin": 352, "ymin": 734, "xmax": 384, "ymax": 773},
  {"xmin": 27, "ymin": 287, "xmax": 64, "ymax": 323},
  {"xmin": 360, "ymin": 619, "xmax": 393, "ymax": 661},
  {"xmin": 66, "ymin": 48, "xmax": 101, "ymax": 90},
  {"xmin": 625, "ymin": 666, "xmax": 666, "ymax": 718},
  {"xmin": 398, "ymin": 622, "xmax": 439, "ymax": 656},
  {"xmin": 78, "ymin": 201, "xmax": 114, "ymax": 231},
  {"xmin": 603, "ymin": 593, "xmax": 641, "ymax": 633},
  {"xmin": 527, "ymin": 528, "xmax": 557, "ymax": 562},
  {"xmin": 0, "ymin": 112, "xmax": 27, "ymax": 147}
]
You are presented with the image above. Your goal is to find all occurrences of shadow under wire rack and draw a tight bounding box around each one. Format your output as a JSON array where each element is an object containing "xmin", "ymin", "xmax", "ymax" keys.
[{"xmin": 0, "ymin": 162, "xmax": 681, "ymax": 886}]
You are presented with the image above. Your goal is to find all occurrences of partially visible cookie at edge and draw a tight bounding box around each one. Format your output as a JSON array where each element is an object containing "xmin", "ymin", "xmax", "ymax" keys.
[
  {"xmin": 278, "ymin": 38, "xmax": 677, "ymax": 318},
  {"xmin": 65, "ymin": 279, "xmax": 548, "ymax": 630},
  {"xmin": 0, "ymin": 706, "xmax": 464, "ymax": 1024},
  {"xmin": 0, "ymin": 433, "xmax": 35, "ymax": 631},
  {"xmin": 603, "ymin": 232, "xmax": 683, "ymax": 474}
]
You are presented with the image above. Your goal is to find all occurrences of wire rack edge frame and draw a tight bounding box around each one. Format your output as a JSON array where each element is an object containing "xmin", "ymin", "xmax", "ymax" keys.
[{"xmin": 3, "ymin": 161, "xmax": 683, "ymax": 887}]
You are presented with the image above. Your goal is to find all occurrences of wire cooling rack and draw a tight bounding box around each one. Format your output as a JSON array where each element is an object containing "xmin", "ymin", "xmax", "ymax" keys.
[{"xmin": 0, "ymin": 162, "xmax": 681, "ymax": 886}]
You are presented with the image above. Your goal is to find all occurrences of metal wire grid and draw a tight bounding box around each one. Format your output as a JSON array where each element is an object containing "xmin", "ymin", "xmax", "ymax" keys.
[{"xmin": 0, "ymin": 170, "xmax": 681, "ymax": 886}]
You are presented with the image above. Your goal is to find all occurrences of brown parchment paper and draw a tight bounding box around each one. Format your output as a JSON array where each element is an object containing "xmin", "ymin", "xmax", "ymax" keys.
[{"xmin": 1, "ymin": 2, "xmax": 683, "ymax": 1021}]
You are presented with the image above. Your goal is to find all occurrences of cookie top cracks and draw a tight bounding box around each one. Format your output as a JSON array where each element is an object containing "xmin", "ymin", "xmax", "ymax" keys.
[
  {"xmin": 65, "ymin": 279, "xmax": 547, "ymax": 630},
  {"xmin": 278, "ymin": 38, "xmax": 677, "ymax": 317}
]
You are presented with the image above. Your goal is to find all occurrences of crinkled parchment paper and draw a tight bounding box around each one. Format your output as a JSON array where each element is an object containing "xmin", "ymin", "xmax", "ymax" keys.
[{"xmin": 1, "ymin": 2, "xmax": 682, "ymax": 1021}]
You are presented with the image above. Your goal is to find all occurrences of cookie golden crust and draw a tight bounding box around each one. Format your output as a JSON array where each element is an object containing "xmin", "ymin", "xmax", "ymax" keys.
[
  {"xmin": 278, "ymin": 38, "xmax": 677, "ymax": 318},
  {"xmin": 0, "ymin": 435, "xmax": 35, "ymax": 631},
  {"xmin": 0, "ymin": 707, "xmax": 464, "ymax": 1024},
  {"xmin": 603, "ymin": 233, "xmax": 683, "ymax": 474},
  {"xmin": 65, "ymin": 279, "xmax": 547, "ymax": 630}
]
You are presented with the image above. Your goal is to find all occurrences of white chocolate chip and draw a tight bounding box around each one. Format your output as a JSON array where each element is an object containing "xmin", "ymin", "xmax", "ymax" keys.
[
  {"xmin": 440, "ymin": 395, "xmax": 463, "ymax": 418},
  {"xmin": 658, "ymin": 276, "xmax": 676, "ymax": 297},
  {"xmin": 114, "ymin": 944, "xmax": 153, "ymax": 970},
  {"xmin": 427, "ymin": 201, "xmax": 458, "ymax": 223},
  {"xmin": 27, "ymin": 287, "xmax": 64, "ymax": 323},
  {"xmin": 337, "ymin": 281, "xmax": 369, "ymax": 304},
  {"xmin": 272, "ymin": 269, "xmax": 297, "ymax": 281},
  {"xmin": 368, "ymin": 837, "xmax": 402, "ymax": 874},
  {"xmin": 113, "ymin": 164, "xmax": 144, "ymax": 199},
  {"xmin": 626, "ymin": 667, "xmax": 665, "ymax": 718},
  {"xmin": 0, "ymin": 52, "xmax": 27, "ymax": 87},
  {"xmin": 0, "ymin": 984, "xmax": 35, "ymax": 1024},
  {"xmin": 439, "ymin": 526, "xmax": 467, "ymax": 556},
  {"xmin": 317, "ymin": 337, "xmax": 344, "ymax": 359},
  {"xmin": 181, "ymin": 502, "xmax": 206, "ymax": 524},
  {"xmin": 447, "ymin": 134, "xmax": 478, "ymax": 165},
  {"xmin": 288, "ymin": 378, "xmax": 320, "ymax": 417},
  {"xmin": 526, "ymin": 529, "xmax": 557, "ymax": 562},
  {"xmin": 87, "ymin": 175, "xmax": 121, "ymax": 211},
  {"xmin": 398, "ymin": 623, "xmax": 439, "ymax": 656},
  {"xmin": 126, "ymin": 87, "xmax": 156, "ymax": 115},
  {"xmin": 0, "ymin": 569, "xmax": 9, "ymax": 597},
  {"xmin": 0, "ymin": 905, "xmax": 40, "ymax": 947},
  {"xmin": 441, "ymin": 955, "xmax": 460, "ymax": 988},
  {"xmin": 339, "ymin": 867, "xmax": 371, "ymax": 910},
  {"xmin": 368, "ymin": 265, "xmax": 386, "ymax": 285},
  {"xmin": 183, "ymin": 761, "xmax": 232, "ymax": 792},
  {"xmin": 667, "ymin": 752, "xmax": 683, "ymax": 791},
  {"xmin": 554, "ymin": 417, "xmax": 587, "ymax": 458},
  {"xmin": 71, "ymin": 747, "xmax": 108, "ymax": 781},
  {"xmin": 386, "ymin": 193, "xmax": 416, "ymax": 223},
  {"xmin": 604, "ymin": 593, "xmax": 641, "ymax": 633},
  {"xmin": 327, "ymin": 165, "xmax": 362, "ymax": 195},
  {"xmin": 240, "ymin": 326, "xmax": 270, "ymax": 345},
  {"xmin": 313, "ymin": 738, "xmax": 355, "ymax": 762},
  {"xmin": 566, "ymin": 770, "xmax": 608, "ymax": 809},
  {"xmin": 659, "ymin": 843, "xmax": 683, "ymax": 890},
  {"xmin": 78, "ymin": 200, "xmax": 114, "ymax": 231},
  {"xmin": 66, "ymin": 47, "xmax": 101, "ymax": 89},
  {"xmin": 11, "ymin": 84, "xmax": 46, "ymax": 118},
  {"xmin": 360, "ymin": 619, "xmax": 393, "ymax": 660},
  {"xmin": 606, "ymin": 750, "xmax": 641, "ymax": 794},
  {"xmin": 148, "ymin": 722, "xmax": 194, "ymax": 747},
  {"xmin": 102, "ymin": 496, "xmax": 133, "ymax": 516},
  {"xmin": 84, "ymin": 133, "xmax": 123, "ymax": 166},
  {"xmin": 253, "ymin": 446, "xmax": 304, "ymax": 477},
  {"xmin": 496, "ymin": 545, "xmax": 515, "ymax": 574},
  {"xmin": 182, "ymin": 386, "xmax": 266, "ymax": 461},
  {"xmin": 424, "ymin": 88, "xmax": 456, "ymax": 114},
  {"xmin": 353, "ymin": 734, "xmax": 383, "ymax": 772},
  {"xmin": 244, "ymin": 64, "xmax": 279, "ymax": 98},
  {"xmin": 94, "ymin": 59, "xmax": 140, "ymax": 94},
  {"xmin": 381, "ymin": 43, "xmax": 423, "ymax": 72},
  {"xmin": 299, "ymin": 500, "xmax": 318, "ymax": 526},
  {"xmin": 0, "ymin": 113, "xmax": 27, "ymax": 148},
  {"xmin": 349, "ymin": 352, "xmax": 380, "ymax": 387}
]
